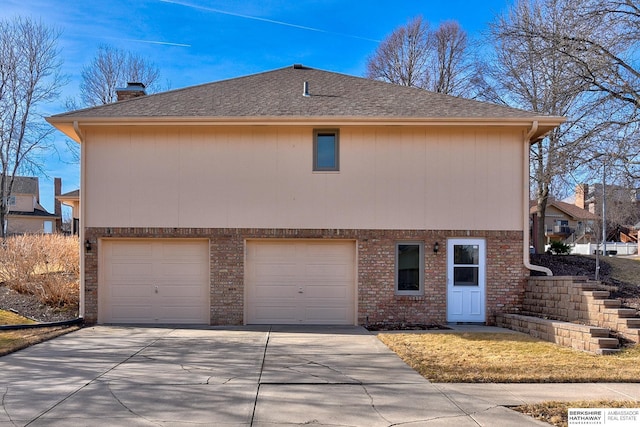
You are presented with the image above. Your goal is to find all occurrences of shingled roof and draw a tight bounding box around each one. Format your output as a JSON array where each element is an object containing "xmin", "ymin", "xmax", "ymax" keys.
[
  {"xmin": 530, "ymin": 200, "xmax": 600, "ymax": 221},
  {"xmin": 11, "ymin": 176, "xmax": 39, "ymax": 196},
  {"xmin": 48, "ymin": 65, "xmax": 564, "ymax": 141}
]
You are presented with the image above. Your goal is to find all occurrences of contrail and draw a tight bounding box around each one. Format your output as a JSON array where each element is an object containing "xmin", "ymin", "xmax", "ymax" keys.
[
  {"xmin": 159, "ymin": 0, "xmax": 380, "ymax": 43},
  {"xmin": 102, "ymin": 36, "xmax": 191, "ymax": 47}
]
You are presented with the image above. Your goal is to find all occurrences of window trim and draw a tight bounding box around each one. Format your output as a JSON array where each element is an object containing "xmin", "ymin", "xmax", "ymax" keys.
[
  {"xmin": 313, "ymin": 129, "xmax": 340, "ymax": 172},
  {"xmin": 395, "ymin": 241, "xmax": 425, "ymax": 296}
]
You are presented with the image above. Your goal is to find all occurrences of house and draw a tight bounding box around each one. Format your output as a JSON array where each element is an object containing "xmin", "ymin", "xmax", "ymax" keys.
[
  {"xmin": 576, "ymin": 183, "xmax": 640, "ymax": 241},
  {"xmin": 57, "ymin": 189, "xmax": 80, "ymax": 235},
  {"xmin": 530, "ymin": 199, "xmax": 600, "ymax": 249},
  {"xmin": 46, "ymin": 65, "xmax": 564, "ymax": 326},
  {"xmin": 5, "ymin": 176, "xmax": 59, "ymax": 235}
]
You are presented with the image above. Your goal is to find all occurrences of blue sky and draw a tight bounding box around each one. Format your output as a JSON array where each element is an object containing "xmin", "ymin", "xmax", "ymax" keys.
[{"xmin": 3, "ymin": 0, "xmax": 510, "ymax": 213}]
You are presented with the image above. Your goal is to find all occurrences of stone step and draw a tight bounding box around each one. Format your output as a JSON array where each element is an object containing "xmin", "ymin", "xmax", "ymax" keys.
[
  {"xmin": 593, "ymin": 337, "xmax": 619, "ymax": 349},
  {"xmin": 623, "ymin": 318, "xmax": 640, "ymax": 328},
  {"xmin": 597, "ymin": 348, "xmax": 622, "ymax": 355},
  {"xmin": 589, "ymin": 327, "xmax": 611, "ymax": 338},
  {"xmin": 589, "ymin": 290, "xmax": 611, "ymax": 299},
  {"xmin": 609, "ymin": 308, "xmax": 638, "ymax": 318},
  {"xmin": 602, "ymin": 299, "xmax": 622, "ymax": 308}
]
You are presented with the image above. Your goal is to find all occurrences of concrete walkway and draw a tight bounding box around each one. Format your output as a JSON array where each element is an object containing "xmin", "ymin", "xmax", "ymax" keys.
[{"xmin": 0, "ymin": 325, "xmax": 636, "ymax": 426}]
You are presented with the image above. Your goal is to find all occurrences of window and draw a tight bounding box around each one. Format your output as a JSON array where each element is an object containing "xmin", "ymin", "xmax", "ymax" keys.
[
  {"xmin": 395, "ymin": 242, "xmax": 424, "ymax": 295},
  {"xmin": 43, "ymin": 221, "xmax": 53, "ymax": 234},
  {"xmin": 452, "ymin": 244, "xmax": 480, "ymax": 286},
  {"xmin": 8, "ymin": 196, "xmax": 16, "ymax": 206},
  {"xmin": 313, "ymin": 129, "xmax": 339, "ymax": 171}
]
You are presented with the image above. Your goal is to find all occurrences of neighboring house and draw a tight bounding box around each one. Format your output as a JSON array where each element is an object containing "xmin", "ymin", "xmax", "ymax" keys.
[
  {"xmin": 530, "ymin": 199, "xmax": 600, "ymax": 249},
  {"xmin": 57, "ymin": 189, "xmax": 80, "ymax": 235},
  {"xmin": 576, "ymin": 183, "xmax": 640, "ymax": 242},
  {"xmin": 5, "ymin": 176, "xmax": 59, "ymax": 235},
  {"xmin": 46, "ymin": 65, "xmax": 564, "ymax": 326}
]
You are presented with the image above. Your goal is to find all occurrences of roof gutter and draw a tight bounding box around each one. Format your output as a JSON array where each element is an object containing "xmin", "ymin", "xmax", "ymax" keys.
[
  {"xmin": 73, "ymin": 120, "xmax": 84, "ymax": 142},
  {"xmin": 73, "ymin": 120, "xmax": 87, "ymax": 319},
  {"xmin": 523, "ymin": 121, "xmax": 552, "ymax": 276}
]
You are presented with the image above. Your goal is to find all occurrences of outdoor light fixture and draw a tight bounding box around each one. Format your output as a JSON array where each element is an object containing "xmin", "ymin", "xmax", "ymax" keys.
[
  {"xmin": 433, "ymin": 242, "xmax": 439, "ymax": 253},
  {"xmin": 85, "ymin": 239, "xmax": 92, "ymax": 252}
]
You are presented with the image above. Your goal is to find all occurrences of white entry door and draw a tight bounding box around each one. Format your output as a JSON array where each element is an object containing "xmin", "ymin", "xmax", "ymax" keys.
[{"xmin": 447, "ymin": 239, "xmax": 486, "ymax": 323}]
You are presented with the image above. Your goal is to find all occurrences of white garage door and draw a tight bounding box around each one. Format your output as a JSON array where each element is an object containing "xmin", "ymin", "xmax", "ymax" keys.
[
  {"xmin": 245, "ymin": 240, "xmax": 356, "ymax": 325},
  {"xmin": 100, "ymin": 240, "xmax": 209, "ymax": 324}
]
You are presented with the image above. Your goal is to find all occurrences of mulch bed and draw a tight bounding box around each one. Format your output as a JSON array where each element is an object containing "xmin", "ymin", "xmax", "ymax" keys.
[
  {"xmin": 366, "ymin": 323, "xmax": 450, "ymax": 331},
  {"xmin": 531, "ymin": 254, "xmax": 640, "ymax": 311},
  {"xmin": 0, "ymin": 284, "xmax": 78, "ymax": 323}
]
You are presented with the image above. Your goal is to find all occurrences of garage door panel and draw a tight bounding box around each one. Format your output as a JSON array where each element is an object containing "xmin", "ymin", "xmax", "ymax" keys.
[
  {"xmin": 108, "ymin": 262, "xmax": 154, "ymax": 280},
  {"xmin": 110, "ymin": 284, "xmax": 152, "ymax": 298},
  {"xmin": 304, "ymin": 307, "xmax": 351, "ymax": 324},
  {"xmin": 252, "ymin": 285, "xmax": 296, "ymax": 299},
  {"xmin": 158, "ymin": 285, "xmax": 205, "ymax": 298},
  {"xmin": 252, "ymin": 243, "xmax": 298, "ymax": 258},
  {"xmin": 109, "ymin": 304, "xmax": 154, "ymax": 321},
  {"xmin": 109, "ymin": 241, "xmax": 154, "ymax": 258},
  {"xmin": 305, "ymin": 242, "xmax": 350, "ymax": 256},
  {"xmin": 305, "ymin": 264, "xmax": 351, "ymax": 280},
  {"xmin": 246, "ymin": 240, "xmax": 355, "ymax": 325},
  {"xmin": 252, "ymin": 305, "xmax": 297, "ymax": 323},
  {"xmin": 101, "ymin": 240, "xmax": 209, "ymax": 324},
  {"xmin": 305, "ymin": 285, "xmax": 349, "ymax": 299},
  {"xmin": 252, "ymin": 262, "xmax": 297, "ymax": 278},
  {"xmin": 161, "ymin": 242, "xmax": 207, "ymax": 257}
]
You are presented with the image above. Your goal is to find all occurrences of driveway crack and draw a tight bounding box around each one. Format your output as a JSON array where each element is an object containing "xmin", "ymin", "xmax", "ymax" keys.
[
  {"xmin": 23, "ymin": 330, "xmax": 173, "ymax": 426},
  {"xmin": 105, "ymin": 380, "xmax": 162, "ymax": 426},
  {"xmin": 250, "ymin": 326, "xmax": 271, "ymax": 426},
  {"xmin": 1, "ymin": 386, "xmax": 18, "ymax": 427}
]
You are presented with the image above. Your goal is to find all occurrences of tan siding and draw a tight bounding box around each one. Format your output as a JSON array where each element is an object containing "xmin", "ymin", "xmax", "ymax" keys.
[
  {"xmin": 7, "ymin": 217, "xmax": 51, "ymax": 234},
  {"xmin": 84, "ymin": 125, "xmax": 524, "ymax": 231},
  {"xmin": 10, "ymin": 194, "xmax": 34, "ymax": 212}
]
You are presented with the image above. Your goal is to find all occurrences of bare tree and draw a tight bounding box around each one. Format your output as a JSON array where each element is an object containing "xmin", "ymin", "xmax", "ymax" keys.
[
  {"xmin": 79, "ymin": 44, "xmax": 160, "ymax": 106},
  {"xmin": 366, "ymin": 16, "xmax": 474, "ymax": 96},
  {"xmin": 477, "ymin": 0, "xmax": 601, "ymax": 253},
  {"xmin": 0, "ymin": 17, "xmax": 65, "ymax": 239},
  {"xmin": 496, "ymin": 0, "xmax": 640, "ymax": 196},
  {"xmin": 553, "ymin": 0, "xmax": 640, "ymax": 110},
  {"xmin": 366, "ymin": 16, "xmax": 431, "ymax": 88},
  {"xmin": 430, "ymin": 21, "xmax": 472, "ymax": 95}
]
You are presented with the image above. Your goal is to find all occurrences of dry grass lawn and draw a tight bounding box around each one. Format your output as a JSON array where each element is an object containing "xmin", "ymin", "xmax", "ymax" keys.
[
  {"xmin": 0, "ymin": 309, "xmax": 35, "ymax": 325},
  {"xmin": 604, "ymin": 256, "xmax": 640, "ymax": 286},
  {"xmin": 378, "ymin": 332, "xmax": 640, "ymax": 383},
  {"xmin": 514, "ymin": 400, "xmax": 639, "ymax": 427},
  {"xmin": 0, "ymin": 309, "xmax": 78, "ymax": 356},
  {"xmin": 379, "ymin": 332, "xmax": 640, "ymax": 425}
]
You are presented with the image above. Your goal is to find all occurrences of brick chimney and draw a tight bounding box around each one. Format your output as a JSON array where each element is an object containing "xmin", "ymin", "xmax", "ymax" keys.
[
  {"xmin": 54, "ymin": 177, "xmax": 61, "ymax": 216},
  {"xmin": 54, "ymin": 177, "xmax": 62, "ymax": 232},
  {"xmin": 575, "ymin": 183, "xmax": 588, "ymax": 209},
  {"xmin": 116, "ymin": 82, "xmax": 146, "ymax": 101}
]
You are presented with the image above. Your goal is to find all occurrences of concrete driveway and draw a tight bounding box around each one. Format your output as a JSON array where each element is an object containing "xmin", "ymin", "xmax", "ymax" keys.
[{"xmin": 0, "ymin": 325, "xmax": 546, "ymax": 426}]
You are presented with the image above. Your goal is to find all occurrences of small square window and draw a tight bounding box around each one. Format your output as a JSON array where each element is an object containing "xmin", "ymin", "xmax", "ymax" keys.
[
  {"xmin": 395, "ymin": 242, "xmax": 424, "ymax": 295},
  {"xmin": 313, "ymin": 129, "xmax": 339, "ymax": 171}
]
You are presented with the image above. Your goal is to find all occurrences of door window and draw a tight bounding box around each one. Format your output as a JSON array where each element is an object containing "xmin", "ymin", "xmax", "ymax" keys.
[{"xmin": 453, "ymin": 245, "xmax": 479, "ymax": 286}]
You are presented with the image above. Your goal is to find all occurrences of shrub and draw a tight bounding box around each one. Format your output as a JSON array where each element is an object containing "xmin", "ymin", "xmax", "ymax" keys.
[
  {"xmin": 549, "ymin": 241, "xmax": 572, "ymax": 255},
  {"xmin": 0, "ymin": 235, "xmax": 79, "ymax": 307}
]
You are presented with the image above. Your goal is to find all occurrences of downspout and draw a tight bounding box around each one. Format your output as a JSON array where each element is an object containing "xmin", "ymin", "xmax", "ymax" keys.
[
  {"xmin": 73, "ymin": 121, "xmax": 86, "ymax": 319},
  {"xmin": 523, "ymin": 121, "xmax": 553, "ymax": 276}
]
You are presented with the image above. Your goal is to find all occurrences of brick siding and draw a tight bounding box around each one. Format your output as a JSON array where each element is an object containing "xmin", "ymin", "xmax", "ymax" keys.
[{"xmin": 84, "ymin": 227, "xmax": 526, "ymax": 325}]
